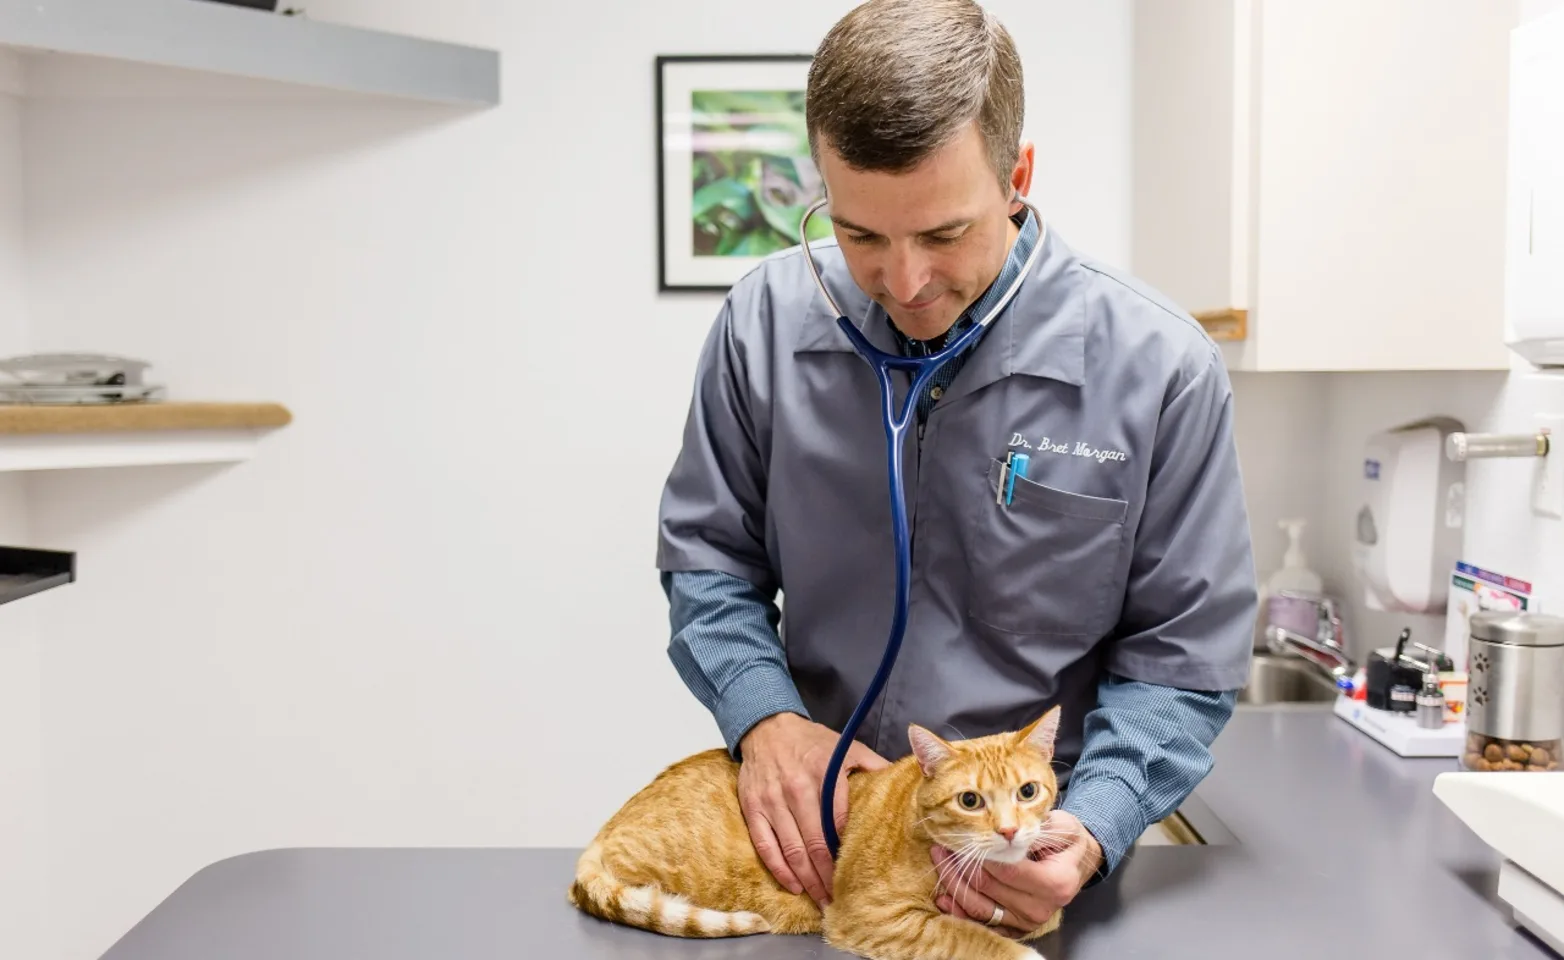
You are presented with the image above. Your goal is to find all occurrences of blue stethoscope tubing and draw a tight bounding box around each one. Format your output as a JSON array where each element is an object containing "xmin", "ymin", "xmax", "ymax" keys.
[{"xmin": 796, "ymin": 194, "xmax": 1048, "ymax": 858}]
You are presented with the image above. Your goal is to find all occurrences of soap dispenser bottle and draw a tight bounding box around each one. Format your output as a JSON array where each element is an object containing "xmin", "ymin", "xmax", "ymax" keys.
[
  {"xmin": 1257, "ymin": 518, "xmax": 1325, "ymax": 647},
  {"xmin": 1269, "ymin": 519, "xmax": 1323, "ymax": 595}
]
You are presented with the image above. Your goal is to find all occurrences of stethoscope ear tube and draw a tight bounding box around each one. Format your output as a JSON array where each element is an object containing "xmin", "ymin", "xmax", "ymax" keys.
[{"xmin": 800, "ymin": 195, "xmax": 1047, "ymax": 859}]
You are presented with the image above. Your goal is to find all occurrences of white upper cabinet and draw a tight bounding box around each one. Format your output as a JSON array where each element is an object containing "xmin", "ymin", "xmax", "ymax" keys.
[{"xmin": 1131, "ymin": 0, "xmax": 1518, "ymax": 371}]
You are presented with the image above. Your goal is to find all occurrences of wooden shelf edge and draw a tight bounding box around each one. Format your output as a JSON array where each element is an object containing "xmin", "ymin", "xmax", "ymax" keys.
[
  {"xmin": 0, "ymin": 400, "xmax": 292, "ymax": 436},
  {"xmin": 1194, "ymin": 308, "xmax": 1248, "ymax": 342}
]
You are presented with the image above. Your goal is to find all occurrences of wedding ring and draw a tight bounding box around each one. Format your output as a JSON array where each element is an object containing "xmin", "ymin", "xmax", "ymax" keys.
[{"xmin": 988, "ymin": 904, "xmax": 1005, "ymax": 926}]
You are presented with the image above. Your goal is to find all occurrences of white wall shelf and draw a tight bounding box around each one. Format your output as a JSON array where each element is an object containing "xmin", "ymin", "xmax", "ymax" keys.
[
  {"xmin": 0, "ymin": 401, "xmax": 291, "ymax": 472},
  {"xmin": 0, "ymin": 0, "xmax": 500, "ymax": 105}
]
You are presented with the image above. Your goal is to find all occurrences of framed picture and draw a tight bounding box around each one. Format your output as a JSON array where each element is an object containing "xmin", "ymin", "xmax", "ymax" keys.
[{"xmin": 655, "ymin": 54, "xmax": 835, "ymax": 291}]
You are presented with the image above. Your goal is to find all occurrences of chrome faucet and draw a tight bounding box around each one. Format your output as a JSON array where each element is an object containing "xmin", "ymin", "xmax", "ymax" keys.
[{"xmin": 1264, "ymin": 592, "xmax": 1356, "ymax": 681}]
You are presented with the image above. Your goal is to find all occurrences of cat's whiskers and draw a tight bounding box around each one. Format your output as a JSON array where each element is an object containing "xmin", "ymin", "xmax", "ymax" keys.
[
  {"xmin": 918, "ymin": 841, "xmax": 968, "ymax": 881},
  {"xmin": 948, "ymin": 836, "xmax": 993, "ymax": 908},
  {"xmin": 932, "ymin": 839, "xmax": 978, "ymax": 889},
  {"xmin": 926, "ymin": 834, "xmax": 985, "ymax": 886},
  {"xmin": 1025, "ymin": 826, "xmax": 1082, "ymax": 857}
]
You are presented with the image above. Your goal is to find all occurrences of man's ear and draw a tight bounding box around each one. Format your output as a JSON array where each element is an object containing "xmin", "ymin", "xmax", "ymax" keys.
[
  {"xmin": 908, "ymin": 724, "xmax": 952, "ymax": 777},
  {"xmin": 1014, "ymin": 705, "xmax": 1061, "ymax": 760}
]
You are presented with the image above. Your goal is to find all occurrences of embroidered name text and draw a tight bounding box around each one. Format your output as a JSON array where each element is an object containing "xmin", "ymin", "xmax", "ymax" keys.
[{"xmin": 1008, "ymin": 432, "xmax": 1128, "ymax": 464}]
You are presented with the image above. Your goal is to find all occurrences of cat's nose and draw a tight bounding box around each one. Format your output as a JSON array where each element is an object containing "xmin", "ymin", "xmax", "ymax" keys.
[{"xmin": 996, "ymin": 827, "xmax": 1017, "ymax": 842}]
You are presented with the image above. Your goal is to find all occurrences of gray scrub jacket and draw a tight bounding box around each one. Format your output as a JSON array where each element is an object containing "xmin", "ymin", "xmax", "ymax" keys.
[{"xmin": 655, "ymin": 214, "xmax": 1258, "ymax": 774}]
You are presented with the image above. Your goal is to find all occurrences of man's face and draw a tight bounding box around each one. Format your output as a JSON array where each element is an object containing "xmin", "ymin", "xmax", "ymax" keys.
[{"xmin": 815, "ymin": 122, "xmax": 1032, "ymax": 341}]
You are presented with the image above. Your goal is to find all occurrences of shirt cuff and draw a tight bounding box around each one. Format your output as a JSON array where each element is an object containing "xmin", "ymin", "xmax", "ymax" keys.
[
  {"xmin": 712, "ymin": 663, "xmax": 810, "ymax": 759},
  {"xmin": 1059, "ymin": 774, "xmax": 1148, "ymax": 880}
]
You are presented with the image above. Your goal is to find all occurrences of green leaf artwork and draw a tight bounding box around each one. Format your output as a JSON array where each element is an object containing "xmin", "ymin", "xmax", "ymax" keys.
[{"xmin": 690, "ymin": 89, "xmax": 833, "ymax": 258}]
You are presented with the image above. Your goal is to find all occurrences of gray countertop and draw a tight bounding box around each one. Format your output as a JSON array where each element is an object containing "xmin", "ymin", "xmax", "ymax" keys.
[{"xmin": 97, "ymin": 704, "xmax": 1559, "ymax": 960}]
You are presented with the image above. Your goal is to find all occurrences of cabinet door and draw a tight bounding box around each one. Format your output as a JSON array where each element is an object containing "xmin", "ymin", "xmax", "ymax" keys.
[
  {"xmin": 1131, "ymin": 0, "xmax": 1255, "ymax": 342},
  {"xmin": 1506, "ymin": 4, "xmax": 1564, "ymax": 360},
  {"xmin": 1251, "ymin": 0, "xmax": 1516, "ymax": 370}
]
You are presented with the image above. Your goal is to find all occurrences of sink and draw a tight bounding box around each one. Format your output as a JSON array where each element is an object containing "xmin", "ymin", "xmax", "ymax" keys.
[
  {"xmin": 1237, "ymin": 652, "xmax": 1340, "ymax": 704},
  {"xmin": 1134, "ymin": 794, "xmax": 1236, "ymax": 847}
]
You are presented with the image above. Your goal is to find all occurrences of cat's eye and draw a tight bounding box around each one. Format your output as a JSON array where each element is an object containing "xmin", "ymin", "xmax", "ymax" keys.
[
  {"xmin": 1018, "ymin": 782, "xmax": 1039, "ymax": 801},
  {"xmin": 958, "ymin": 791, "xmax": 984, "ymax": 810}
]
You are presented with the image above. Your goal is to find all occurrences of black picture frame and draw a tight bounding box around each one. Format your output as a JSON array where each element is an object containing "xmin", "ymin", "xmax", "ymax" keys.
[{"xmin": 655, "ymin": 54, "xmax": 827, "ymax": 292}]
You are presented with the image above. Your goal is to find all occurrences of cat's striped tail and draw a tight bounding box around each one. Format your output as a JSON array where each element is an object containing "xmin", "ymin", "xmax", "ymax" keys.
[{"xmin": 568, "ymin": 842, "xmax": 770, "ymax": 938}]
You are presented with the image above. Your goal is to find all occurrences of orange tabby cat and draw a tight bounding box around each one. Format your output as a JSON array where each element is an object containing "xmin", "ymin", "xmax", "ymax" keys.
[{"xmin": 568, "ymin": 706, "xmax": 1066, "ymax": 960}]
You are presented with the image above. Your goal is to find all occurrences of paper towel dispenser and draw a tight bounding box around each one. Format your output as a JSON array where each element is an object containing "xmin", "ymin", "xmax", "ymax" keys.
[{"xmin": 1351, "ymin": 417, "xmax": 1466, "ymax": 614}]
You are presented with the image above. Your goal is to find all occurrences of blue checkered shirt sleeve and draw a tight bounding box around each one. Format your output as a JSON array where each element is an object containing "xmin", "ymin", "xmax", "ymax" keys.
[
  {"xmin": 1059, "ymin": 675, "xmax": 1237, "ymax": 878},
  {"xmin": 661, "ymin": 569, "xmax": 810, "ymax": 758}
]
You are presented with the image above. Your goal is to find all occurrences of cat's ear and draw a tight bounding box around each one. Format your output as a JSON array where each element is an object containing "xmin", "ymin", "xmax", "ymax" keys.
[
  {"xmin": 1015, "ymin": 705, "xmax": 1061, "ymax": 759},
  {"xmin": 907, "ymin": 724, "xmax": 953, "ymax": 777}
]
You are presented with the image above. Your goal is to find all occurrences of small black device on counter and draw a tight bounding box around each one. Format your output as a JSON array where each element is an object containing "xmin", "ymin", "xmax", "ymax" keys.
[{"xmin": 1366, "ymin": 628, "xmax": 1432, "ymax": 711}]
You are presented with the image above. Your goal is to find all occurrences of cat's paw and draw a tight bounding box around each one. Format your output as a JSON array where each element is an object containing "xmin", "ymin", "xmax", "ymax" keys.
[{"xmin": 1016, "ymin": 948, "xmax": 1047, "ymax": 960}]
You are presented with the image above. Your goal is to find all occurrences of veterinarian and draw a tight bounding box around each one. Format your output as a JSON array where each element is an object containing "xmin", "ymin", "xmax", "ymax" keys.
[{"xmin": 654, "ymin": 0, "xmax": 1257, "ymax": 938}]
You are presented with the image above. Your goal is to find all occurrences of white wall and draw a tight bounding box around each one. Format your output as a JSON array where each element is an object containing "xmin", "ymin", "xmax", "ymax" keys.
[
  {"xmin": 0, "ymin": 50, "xmax": 26, "ymax": 351},
  {"xmin": 13, "ymin": 3, "xmax": 1136, "ymax": 958},
  {"xmin": 1228, "ymin": 372, "xmax": 1330, "ymax": 617},
  {"xmin": 0, "ymin": 47, "xmax": 51, "ymax": 960}
]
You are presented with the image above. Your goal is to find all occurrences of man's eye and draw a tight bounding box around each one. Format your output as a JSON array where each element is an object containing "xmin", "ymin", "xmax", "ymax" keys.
[
  {"xmin": 926, "ymin": 233, "xmax": 962, "ymax": 245},
  {"xmin": 846, "ymin": 233, "xmax": 877, "ymax": 245}
]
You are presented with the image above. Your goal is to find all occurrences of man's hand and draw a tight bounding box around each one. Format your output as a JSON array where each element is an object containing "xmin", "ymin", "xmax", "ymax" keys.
[
  {"xmin": 737, "ymin": 713, "xmax": 891, "ymax": 908},
  {"xmin": 931, "ymin": 810, "xmax": 1104, "ymax": 938}
]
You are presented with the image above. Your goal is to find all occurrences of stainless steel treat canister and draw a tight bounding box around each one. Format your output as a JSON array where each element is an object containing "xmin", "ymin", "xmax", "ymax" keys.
[{"xmin": 1465, "ymin": 610, "xmax": 1564, "ymax": 744}]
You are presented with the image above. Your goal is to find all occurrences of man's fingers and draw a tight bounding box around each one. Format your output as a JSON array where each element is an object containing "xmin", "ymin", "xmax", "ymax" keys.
[
  {"xmin": 931, "ymin": 846, "xmax": 1044, "ymax": 934},
  {"xmin": 935, "ymin": 895, "xmax": 1028, "ymax": 941},
  {"xmin": 741, "ymin": 799, "xmax": 804, "ymax": 896},
  {"xmin": 830, "ymin": 743, "xmax": 889, "ymax": 833},
  {"xmin": 935, "ymin": 892, "xmax": 986, "ymax": 924},
  {"xmin": 932, "ymin": 849, "xmax": 995, "ymax": 919},
  {"xmin": 988, "ymin": 851, "xmax": 1080, "ymax": 905},
  {"xmin": 768, "ymin": 793, "xmax": 831, "ymax": 906},
  {"xmin": 937, "ymin": 874, "xmax": 1032, "ymax": 935},
  {"xmin": 785, "ymin": 781, "xmax": 837, "ymax": 902},
  {"xmin": 832, "ymin": 763, "xmax": 852, "ymax": 834},
  {"xmin": 847, "ymin": 743, "xmax": 892, "ymax": 772}
]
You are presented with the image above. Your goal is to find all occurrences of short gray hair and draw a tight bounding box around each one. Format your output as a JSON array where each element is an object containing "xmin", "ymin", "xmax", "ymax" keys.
[{"xmin": 805, "ymin": 0, "xmax": 1024, "ymax": 191}]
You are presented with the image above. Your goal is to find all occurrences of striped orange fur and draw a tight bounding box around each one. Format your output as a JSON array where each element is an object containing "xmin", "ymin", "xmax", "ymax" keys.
[{"xmin": 569, "ymin": 706, "xmax": 1066, "ymax": 959}]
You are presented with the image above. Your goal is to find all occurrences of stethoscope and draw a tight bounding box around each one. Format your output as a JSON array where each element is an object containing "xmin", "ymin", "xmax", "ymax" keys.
[{"xmin": 796, "ymin": 193, "xmax": 1048, "ymax": 858}]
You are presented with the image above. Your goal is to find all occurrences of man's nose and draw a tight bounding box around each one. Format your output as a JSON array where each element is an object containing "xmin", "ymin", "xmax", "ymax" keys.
[
  {"xmin": 996, "ymin": 826, "xmax": 1017, "ymax": 842},
  {"xmin": 882, "ymin": 248, "xmax": 932, "ymax": 303}
]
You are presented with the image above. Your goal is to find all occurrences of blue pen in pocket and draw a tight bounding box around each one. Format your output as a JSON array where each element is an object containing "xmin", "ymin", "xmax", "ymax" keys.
[{"xmin": 1003, "ymin": 452, "xmax": 1029, "ymax": 506}]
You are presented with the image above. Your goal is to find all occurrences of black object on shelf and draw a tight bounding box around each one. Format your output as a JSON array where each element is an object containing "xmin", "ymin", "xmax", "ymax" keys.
[
  {"xmin": 194, "ymin": 0, "xmax": 280, "ymax": 10},
  {"xmin": 0, "ymin": 546, "xmax": 75, "ymax": 607}
]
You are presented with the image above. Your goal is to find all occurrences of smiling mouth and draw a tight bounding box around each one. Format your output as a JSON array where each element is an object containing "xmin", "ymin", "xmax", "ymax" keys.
[{"xmin": 896, "ymin": 296, "xmax": 940, "ymax": 311}]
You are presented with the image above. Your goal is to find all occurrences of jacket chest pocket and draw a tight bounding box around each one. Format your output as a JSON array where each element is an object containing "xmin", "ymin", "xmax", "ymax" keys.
[{"xmin": 964, "ymin": 458, "xmax": 1129, "ymax": 637}]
